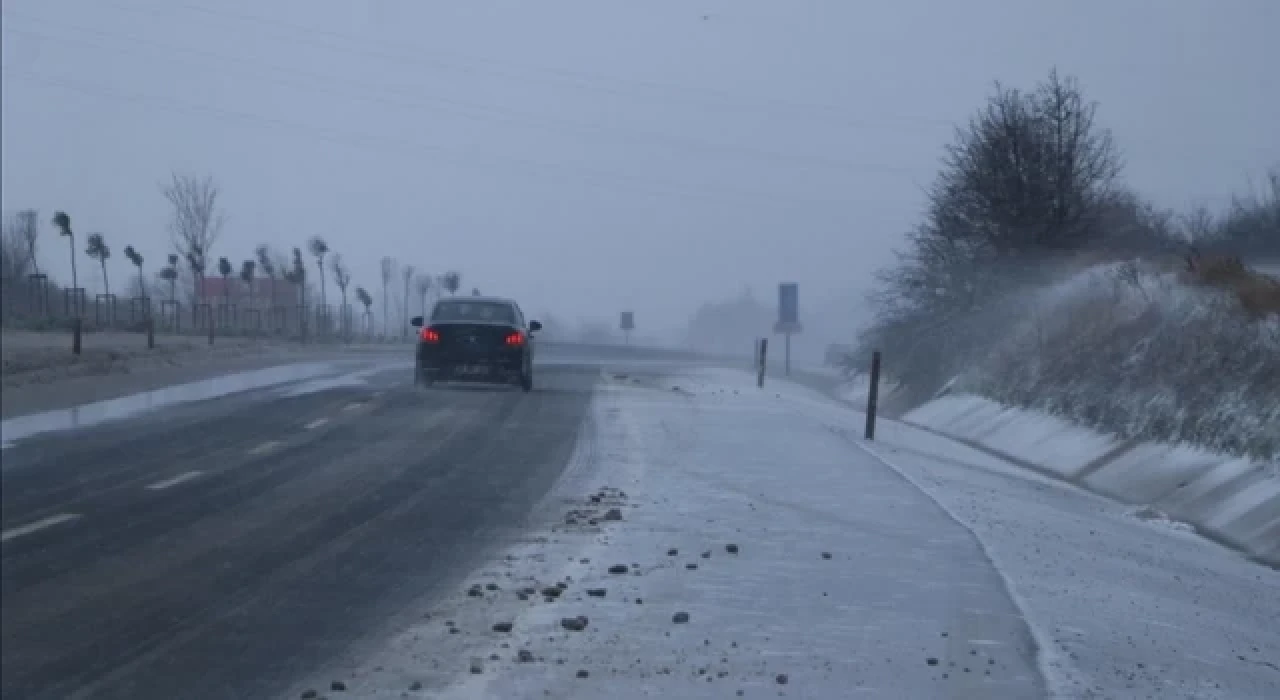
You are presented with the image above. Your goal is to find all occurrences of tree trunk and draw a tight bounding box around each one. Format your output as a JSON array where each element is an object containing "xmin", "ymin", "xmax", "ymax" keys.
[
  {"xmin": 318, "ymin": 261, "xmax": 327, "ymax": 315},
  {"xmin": 100, "ymin": 260, "xmax": 110, "ymax": 297},
  {"xmin": 65, "ymin": 236, "xmax": 79, "ymax": 317},
  {"xmin": 67, "ymin": 236, "xmax": 78, "ymax": 291},
  {"xmin": 340, "ymin": 289, "xmax": 348, "ymax": 340}
]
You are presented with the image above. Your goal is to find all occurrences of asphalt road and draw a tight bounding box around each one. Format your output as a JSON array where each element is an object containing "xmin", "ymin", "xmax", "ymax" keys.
[{"xmin": 1, "ymin": 361, "xmax": 602, "ymax": 700}]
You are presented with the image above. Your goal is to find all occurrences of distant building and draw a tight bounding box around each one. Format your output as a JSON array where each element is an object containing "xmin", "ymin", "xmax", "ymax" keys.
[{"xmin": 199, "ymin": 277, "xmax": 299, "ymax": 306}]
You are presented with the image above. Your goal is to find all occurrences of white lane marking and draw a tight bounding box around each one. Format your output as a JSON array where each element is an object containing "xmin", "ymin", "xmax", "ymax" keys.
[
  {"xmin": 304, "ymin": 417, "xmax": 329, "ymax": 430},
  {"xmin": 343, "ymin": 403, "xmax": 362, "ymax": 412},
  {"xmin": 145, "ymin": 470, "xmax": 204, "ymax": 491},
  {"xmin": 2, "ymin": 513, "xmax": 81, "ymax": 542},
  {"xmin": 248, "ymin": 440, "xmax": 283, "ymax": 455}
]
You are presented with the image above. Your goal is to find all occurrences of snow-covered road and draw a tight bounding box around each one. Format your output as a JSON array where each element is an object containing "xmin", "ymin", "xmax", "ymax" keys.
[{"xmin": 297, "ymin": 368, "xmax": 1279, "ymax": 700}]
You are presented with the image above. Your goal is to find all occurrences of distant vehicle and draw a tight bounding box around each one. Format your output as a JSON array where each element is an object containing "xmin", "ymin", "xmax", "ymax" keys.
[{"xmin": 410, "ymin": 297, "xmax": 542, "ymax": 391}]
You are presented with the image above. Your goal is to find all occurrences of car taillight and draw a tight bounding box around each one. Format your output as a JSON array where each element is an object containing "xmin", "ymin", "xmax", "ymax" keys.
[
  {"xmin": 421, "ymin": 327, "xmax": 441, "ymax": 343},
  {"xmin": 505, "ymin": 331, "xmax": 525, "ymax": 346}
]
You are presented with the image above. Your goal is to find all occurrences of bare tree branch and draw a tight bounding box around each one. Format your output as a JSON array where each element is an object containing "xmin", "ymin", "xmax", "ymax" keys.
[{"xmin": 163, "ymin": 173, "xmax": 223, "ymax": 301}]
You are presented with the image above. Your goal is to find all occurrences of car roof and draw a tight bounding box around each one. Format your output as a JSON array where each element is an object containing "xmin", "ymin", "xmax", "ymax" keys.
[{"xmin": 434, "ymin": 296, "xmax": 516, "ymax": 306}]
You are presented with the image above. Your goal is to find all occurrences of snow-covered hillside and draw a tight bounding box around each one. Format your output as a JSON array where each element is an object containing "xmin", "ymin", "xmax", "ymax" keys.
[{"xmin": 955, "ymin": 261, "xmax": 1279, "ymax": 460}]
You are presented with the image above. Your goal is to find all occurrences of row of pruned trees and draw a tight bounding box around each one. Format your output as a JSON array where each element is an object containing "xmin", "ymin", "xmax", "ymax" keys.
[{"xmin": 1, "ymin": 173, "xmax": 467, "ymax": 336}]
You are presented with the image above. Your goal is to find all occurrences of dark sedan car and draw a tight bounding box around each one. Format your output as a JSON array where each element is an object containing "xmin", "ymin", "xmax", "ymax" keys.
[{"xmin": 409, "ymin": 297, "xmax": 542, "ymax": 391}]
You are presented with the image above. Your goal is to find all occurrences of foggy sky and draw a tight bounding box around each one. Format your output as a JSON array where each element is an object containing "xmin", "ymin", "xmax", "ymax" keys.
[{"xmin": 3, "ymin": 0, "xmax": 1277, "ymax": 338}]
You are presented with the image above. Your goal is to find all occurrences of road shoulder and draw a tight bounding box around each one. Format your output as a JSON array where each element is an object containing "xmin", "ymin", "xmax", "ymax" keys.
[{"xmin": 292, "ymin": 369, "xmax": 1045, "ymax": 699}]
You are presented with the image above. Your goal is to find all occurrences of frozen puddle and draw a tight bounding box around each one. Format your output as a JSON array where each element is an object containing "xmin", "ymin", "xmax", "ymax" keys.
[
  {"xmin": 0, "ymin": 361, "xmax": 379, "ymax": 449},
  {"xmin": 290, "ymin": 370, "xmax": 1045, "ymax": 699}
]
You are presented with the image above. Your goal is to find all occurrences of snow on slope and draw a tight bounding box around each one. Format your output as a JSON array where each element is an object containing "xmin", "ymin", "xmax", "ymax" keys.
[
  {"xmin": 291, "ymin": 369, "xmax": 1280, "ymax": 700},
  {"xmin": 962, "ymin": 261, "xmax": 1280, "ymax": 460}
]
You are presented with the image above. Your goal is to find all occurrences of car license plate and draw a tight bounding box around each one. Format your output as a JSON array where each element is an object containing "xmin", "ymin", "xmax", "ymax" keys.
[{"xmin": 458, "ymin": 365, "xmax": 488, "ymax": 376}]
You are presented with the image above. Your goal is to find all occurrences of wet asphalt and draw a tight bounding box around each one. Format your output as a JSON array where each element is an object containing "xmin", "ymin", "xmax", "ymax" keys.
[{"xmin": 1, "ymin": 358, "xmax": 600, "ymax": 700}]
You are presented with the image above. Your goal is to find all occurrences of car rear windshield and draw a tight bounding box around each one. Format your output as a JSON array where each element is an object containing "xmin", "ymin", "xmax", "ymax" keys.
[{"xmin": 431, "ymin": 301, "xmax": 517, "ymax": 324}]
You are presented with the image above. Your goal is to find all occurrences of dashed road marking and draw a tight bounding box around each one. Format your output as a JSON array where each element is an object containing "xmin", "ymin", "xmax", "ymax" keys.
[
  {"xmin": 343, "ymin": 403, "xmax": 363, "ymax": 412},
  {"xmin": 248, "ymin": 440, "xmax": 283, "ymax": 455},
  {"xmin": 2, "ymin": 513, "xmax": 81, "ymax": 543},
  {"xmin": 146, "ymin": 470, "xmax": 204, "ymax": 491},
  {"xmin": 304, "ymin": 417, "xmax": 329, "ymax": 430}
]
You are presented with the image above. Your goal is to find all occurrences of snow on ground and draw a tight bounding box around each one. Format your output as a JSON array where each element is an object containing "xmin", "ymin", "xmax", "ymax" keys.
[
  {"xmin": 294, "ymin": 368, "xmax": 1280, "ymax": 700},
  {"xmin": 0, "ymin": 329, "xmax": 400, "ymax": 389},
  {"xmin": 0, "ymin": 329, "xmax": 408, "ymax": 419}
]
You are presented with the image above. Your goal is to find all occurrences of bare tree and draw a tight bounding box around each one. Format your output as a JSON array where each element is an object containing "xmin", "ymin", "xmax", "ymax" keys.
[
  {"xmin": 51, "ymin": 212, "xmax": 79, "ymax": 315},
  {"xmin": 286, "ymin": 247, "xmax": 307, "ymax": 306},
  {"xmin": 439, "ymin": 270, "xmax": 461, "ymax": 296},
  {"xmin": 160, "ymin": 254, "xmax": 179, "ymax": 302},
  {"xmin": 380, "ymin": 256, "xmax": 394, "ymax": 337},
  {"xmin": 400, "ymin": 264, "xmax": 415, "ymax": 336},
  {"xmin": 185, "ymin": 244, "xmax": 207, "ymax": 304},
  {"xmin": 308, "ymin": 236, "xmax": 330, "ymax": 329},
  {"xmin": 11, "ymin": 209, "xmax": 40, "ymax": 275},
  {"xmin": 414, "ymin": 273, "xmax": 433, "ymax": 316},
  {"xmin": 255, "ymin": 245, "xmax": 277, "ymax": 308},
  {"xmin": 2, "ymin": 211, "xmax": 39, "ymax": 283},
  {"xmin": 240, "ymin": 259, "xmax": 256, "ymax": 312},
  {"xmin": 936, "ymin": 70, "xmax": 1121, "ymax": 256},
  {"xmin": 330, "ymin": 254, "xmax": 352, "ymax": 336},
  {"xmin": 284, "ymin": 247, "xmax": 307, "ymax": 336},
  {"xmin": 162, "ymin": 173, "xmax": 223, "ymax": 301},
  {"xmin": 857, "ymin": 70, "xmax": 1127, "ymax": 395},
  {"xmin": 85, "ymin": 233, "xmax": 111, "ymax": 296},
  {"xmin": 355, "ymin": 286, "xmax": 373, "ymax": 336},
  {"xmin": 124, "ymin": 245, "xmax": 145, "ymax": 298},
  {"xmin": 217, "ymin": 257, "xmax": 233, "ymax": 313}
]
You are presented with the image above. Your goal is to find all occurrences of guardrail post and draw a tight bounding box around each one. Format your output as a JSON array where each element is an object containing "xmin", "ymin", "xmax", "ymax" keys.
[{"xmin": 864, "ymin": 350, "xmax": 881, "ymax": 440}]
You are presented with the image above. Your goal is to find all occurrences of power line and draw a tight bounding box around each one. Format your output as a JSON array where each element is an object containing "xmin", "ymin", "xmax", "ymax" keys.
[
  {"xmin": 1, "ymin": 67, "xmax": 875, "ymax": 211},
  {"xmin": 83, "ymin": 0, "xmax": 959, "ymax": 130},
  {"xmin": 0, "ymin": 17, "xmax": 923, "ymax": 179}
]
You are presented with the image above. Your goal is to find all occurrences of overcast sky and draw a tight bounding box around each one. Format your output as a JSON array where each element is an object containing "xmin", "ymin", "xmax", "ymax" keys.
[{"xmin": 3, "ymin": 0, "xmax": 1277, "ymax": 336}]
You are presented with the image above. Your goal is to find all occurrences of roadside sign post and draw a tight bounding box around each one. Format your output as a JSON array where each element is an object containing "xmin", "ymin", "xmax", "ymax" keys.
[
  {"xmin": 774, "ymin": 283, "xmax": 802, "ymax": 376},
  {"xmin": 752, "ymin": 335, "xmax": 762, "ymax": 386},
  {"xmin": 620, "ymin": 311, "xmax": 635, "ymax": 345}
]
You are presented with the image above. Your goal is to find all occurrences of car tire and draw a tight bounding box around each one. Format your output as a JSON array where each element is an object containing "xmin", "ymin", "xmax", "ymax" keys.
[{"xmin": 520, "ymin": 369, "xmax": 533, "ymax": 393}]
